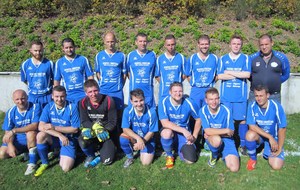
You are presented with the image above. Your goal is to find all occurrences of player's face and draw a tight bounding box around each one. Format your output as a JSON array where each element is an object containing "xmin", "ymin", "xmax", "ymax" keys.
[
  {"xmin": 30, "ymin": 44, "xmax": 44, "ymax": 61},
  {"xmin": 85, "ymin": 86, "xmax": 100, "ymax": 103},
  {"xmin": 104, "ymin": 34, "xmax": 116, "ymax": 52},
  {"xmin": 130, "ymin": 96, "xmax": 145, "ymax": 113},
  {"xmin": 62, "ymin": 42, "xmax": 75, "ymax": 57},
  {"xmin": 165, "ymin": 38, "xmax": 176, "ymax": 55},
  {"xmin": 135, "ymin": 36, "xmax": 148, "ymax": 53},
  {"xmin": 198, "ymin": 39, "xmax": 210, "ymax": 55},
  {"xmin": 259, "ymin": 38, "xmax": 273, "ymax": 56},
  {"xmin": 205, "ymin": 93, "xmax": 220, "ymax": 112},
  {"xmin": 52, "ymin": 90, "xmax": 66, "ymax": 108},
  {"xmin": 254, "ymin": 90, "xmax": 270, "ymax": 108},
  {"xmin": 230, "ymin": 38, "xmax": 242, "ymax": 55},
  {"xmin": 13, "ymin": 91, "xmax": 28, "ymax": 110},
  {"xmin": 170, "ymin": 85, "xmax": 183, "ymax": 102}
]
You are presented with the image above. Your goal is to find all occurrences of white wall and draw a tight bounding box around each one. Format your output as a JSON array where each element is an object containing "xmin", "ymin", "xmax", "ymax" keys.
[{"xmin": 0, "ymin": 72, "xmax": 298, "ymax": 114}]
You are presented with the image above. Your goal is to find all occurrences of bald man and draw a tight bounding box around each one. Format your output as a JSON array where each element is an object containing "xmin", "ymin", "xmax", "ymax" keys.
[
  {"xmin": 0, "ymin": 90, "xmax": 41, "ymax": 175},
  {"xmin": 94, "ymin": 32, "xmax": 127, "ymax": 148}
]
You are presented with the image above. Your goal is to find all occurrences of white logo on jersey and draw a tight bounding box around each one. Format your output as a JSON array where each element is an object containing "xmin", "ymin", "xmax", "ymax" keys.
[
  {"xmin": 28, "ymin": 66, "xmax": 33, "ymax": 70},
  {"xmin": 15, "ymin": 116, "xmax": 19, "ymax": 120},
  {"xmin": 69, "ymin": 73, "xmax": 78, "ymax": 84},
  {"xmin": 50, "ymin": 111, "xmax": 55, "ymax": 115},
  {"xmin": 137, "ymin": 67, "xmax": 146, "ymax": 77},
  {"xmin": 104, "ymin": 158, "xmax": 111, "ymax": 164},
  {"xmin": 225, "ymin": 61, "xmax": 230, "ymax": 64},
  {"xmin": 163, "ymin": 60, "xmax": 167, "ymax": 64},
  {"xmin": 256, "ymin": 62, "xmax": 260, "ymax": 67},
  {"xmin": 195, "ymin": 62, "xmax": 199, "ymax": 65},
  {"xmin": 167, "ymin": 71, "xmax": 175, "ymax": 81},
  {"xmin": 63, "ymin": 62, "xmax": 67, "ymax": 66},
  {"xmin": 106, "ymin": 69, "xmax": 114, "ymax": 77},
  {"xmin": 134, "ymin": 57, "xmax": 138, "ymax": 60},
  {"xmin": 271, "ymin": 62, "xmax": 278, "ymax": 67},
  {"xmin": 87, "ymin": 106, "xmax": 91, "ymax": 110},
  {"xmin": 34, "ymin": 79, "xmax": 42, "ymax": 89},
  {"xmin": 200, "ymin": 73, "xmax": 208, "ymax": 83},
  {"xmin": 102, "ymin": 57, "xmax": 106, "ymax": 60}
]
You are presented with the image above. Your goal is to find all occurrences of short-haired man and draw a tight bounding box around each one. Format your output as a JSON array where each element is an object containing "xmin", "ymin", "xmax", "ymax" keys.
[
  {"xmin": 249, "ymin": 34, "xmax": 290, "ymax": 103},
  {"xmin": 78, "ymin": 79, "xmax": 117, "ymax": 168},
  {"xmin": 246, "ymin": 85, "xmax": 287, "ymax": 171},
  {"xmin": 21, "ymin": 40, "xmax": 54, "ymax": 107},
  {"xmin": 199, "ymin": 87, "xmax": 239, "ymax": 172},
  {"xmin": 54, "ymin": 37, "xmax": 94, "ymax": 104},
  {"xmin": 159, "ymin": 82, "xmax": 201, "ymax": 169},
  {"xmin": 34, "ymin": 86, "xmax": 80, "ymax": 176},
  {"xmin": 187, "ymin": 35, "xmax": 218, "ymax": 109},
  {"xmin": 155, "ymin": 34, "xmax": 187, "ymax": 101},
  {"xmin": 0, "ymin": 90, "xmax": 41, "ymax": 175},
  {"xmin": 119, "ymin": 88, "xmax": 158, "ymax": 168},
  {"xmin": 127, "ymin": 33, "xmax": 156, "ymax": 108},
  {"xmin": 217, "ymin": 35, "xmax": 251, "ymax": 155}
]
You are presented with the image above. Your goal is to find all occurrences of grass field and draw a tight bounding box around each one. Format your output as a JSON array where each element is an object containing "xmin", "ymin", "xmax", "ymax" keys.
[{"xmin": 0, "ymin": 113, "xmax": 299, "ymax": 190}]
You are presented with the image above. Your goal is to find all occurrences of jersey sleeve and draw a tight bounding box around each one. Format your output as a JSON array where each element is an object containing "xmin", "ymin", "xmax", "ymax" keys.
[
  {"xmin": 2, "ymin": 108, "xmax": 14, "ymax": 131},
  {"xmin": 54, "ymin": 60, "xmax": 62, "ymax": 81},
  {"xmin": 217, "ymin": 56, "xmax": 225, "ymax": 75},
  {"xmin": 155, "ymin": 56, "xmax": 161, "ymax": 77},
  {"xmin": 244, "ymin": 54, "xmax": 251, "ymax": 73},
  {"xmin": 276, "ymin": 103, "xmax": 287, "ymax": 129},
  {"xmin": 198, "ymin": 107, "xmax": 210, "ymax": 130},
  {"xmin": 187, "ymin": 98, "xmax": 200, "ymax": 119},
  {"xmin": 158, "ymin": 97, "xmax": 169, "ymax": 120},
  {"xmin": 70, "ymin": 103, "xmax": 80, "ymax": 128},
  {"xmin": 186, "ymin": 56, "xmax": 192, "ymax": 76},
  {"xmin": 246, "ymin": 102, "xmax": 256, "ymax": 125},
  {"xmin": 121, "ymin": 52, "xmax": 127, "ymax": 75},
  {"xmin": 20, "ymin": 61, "xmax": 27, "ymax": 82},
  {"xmin": 104, "ymin": 96, "xmax": 117, "ymax": 132},
  {"xmin": 279, "ymin": 53, "xmax": 290, "ymax": 83},
  {"xmin": 83, "ymin": 57, "xmax": 94, "ymax": 77},
  {"xmin": 39, "ymin": 104, "xmax": 51, "ymax": 123},
  {"xmin": 149, "ymin": 108, "xmax": 159, "ymax": 133},
  {"xmin": 94, "ymin": 54, "xmax": 100, "ymax": 73},
  {"xmin": 121, "ymin": 107, "xmax": 131, "ymax": 129},
  {"xmin": 78, "ymin": 98, "xmax": 93, "ymax": 129},
  {"xmin": 32, "ymin": 104, "xmax": 42, "ymax": 123}
]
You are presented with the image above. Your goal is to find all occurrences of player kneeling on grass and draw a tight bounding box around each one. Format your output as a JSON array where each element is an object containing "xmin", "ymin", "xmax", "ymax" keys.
[
  {"xmin": 78, "ymin": 79, "xmax": 117, "ymax": 168},
  {"xmin": 245, "ymin": 85, "xmax": 287, "ymax": 171},
  {"xmin": 0, "ymin": 90, "xmax": 41, "ymax": 175},
  {"xmin": 34, "ymin": 86, "xmax": 80, "ymax": 177},
  {"xmin": 199, "ymin": 87, "xmax": 239, "ymax": 172},
  {"xmin": 159, "ymin": 82, "xmax": 201, "ymax": 169},
  {"xmin": 119, "ymin": 89, "xmax": 158, "ymax": 168}
]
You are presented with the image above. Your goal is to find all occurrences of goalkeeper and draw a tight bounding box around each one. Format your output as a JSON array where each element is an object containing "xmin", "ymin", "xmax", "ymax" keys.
[{"xmin": 78, "ymin": 79, "xmax": 117, "ymax": 167}]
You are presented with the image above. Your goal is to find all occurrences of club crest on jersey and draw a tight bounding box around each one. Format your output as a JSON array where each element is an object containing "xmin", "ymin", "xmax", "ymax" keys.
[
  {"xmin": 270, "ymin": 62, "xmax": 278, "ymax": 67},
  {"xmin": 69, "ymin": 73, "xmax": 78, "ymax": 84},
  {"xmin": 255, "ymin": 62, "xmax": 260, "ymax": 67},
  {"xmin": 137, "ymin": 67, "xmax": 146, "ymax": 77}
]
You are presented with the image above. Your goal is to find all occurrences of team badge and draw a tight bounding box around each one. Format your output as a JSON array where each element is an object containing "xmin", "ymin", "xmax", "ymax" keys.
[
  {"xmin": 270, "ymin": 62, "xmax": 278, "ymax": 67},
  {"xmin": 256, "ymin": 62, "xmax": 260, "ymax": 67}
]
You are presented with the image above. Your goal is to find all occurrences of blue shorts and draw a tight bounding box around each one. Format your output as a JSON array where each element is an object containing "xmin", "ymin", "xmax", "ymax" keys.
[
  {"xmin": 2, "ymin": 134, "xmax": 28, "ymax": 153},
  {"xmin": 51, "ymin": 136, "xmax": 77, "ymax": 159},
  {"xmin": 189, "ymin": 87, "xmax": 208, "ymax": 109},
  {"xmin": 102, "ymin": 90, "xmax": 124, "ymax": 110},
  {"xmin": 221, "ymin": 101, "xmax": 247, "ymax": 121},
  {"xmin": 141, "ymin": 140, "xmax": 155, "ymax": 154},
  {"xmin": 258, "ymin": 136, "xmax": 284, "ymax": 160},
  {"xmin": 28, "ymin": 93, "xmax": 52, "ymax": 108},
  {"xmin": 206, "ymin": 138, "xmax": 239, "ymax": 160}
]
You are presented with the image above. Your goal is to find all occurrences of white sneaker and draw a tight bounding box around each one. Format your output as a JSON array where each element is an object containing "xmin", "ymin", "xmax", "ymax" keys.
[{"xmin": 24, "ymin": 163, "xmax": 36, "ymax": 175}]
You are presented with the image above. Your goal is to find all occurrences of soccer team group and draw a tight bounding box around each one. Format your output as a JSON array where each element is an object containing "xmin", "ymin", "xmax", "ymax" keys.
[{"xmin": 0, "ymin": 31, "xmax": 290, "ymax": 177}]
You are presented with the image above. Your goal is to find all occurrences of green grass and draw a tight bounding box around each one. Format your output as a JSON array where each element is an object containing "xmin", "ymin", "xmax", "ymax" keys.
[{"xmin": 0, "ymin": 113, "xmax": 300, "ymax": 190}]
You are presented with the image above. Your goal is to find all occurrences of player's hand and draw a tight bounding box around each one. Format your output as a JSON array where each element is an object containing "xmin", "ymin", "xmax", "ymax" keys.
[
  {"xmin": 187, "ymin": 135, "xmax": 196, "ymax": 145},
  {"xmin": 269, "ymin": 137, "xmax": 278, "ymax": 152},
  {"xmin": 59, "ymin": 134, "xmax": 69, "ymax": 146},
  {"xmin": 271, "ymin": 147, "xmax": 282, "ymax": 157},
  {"xmin": 81, "ymin": 128, "xmax": 94, "ymax": 140},
  {"xmin": 92, "ymin": 123, "xmax": 110, "ymax": 142},
  {"xmin": 133, "ymin": 137, "xmax": 145, "ymax": 150},
  {"xmin": 7, "ymin": 143, "xmax": 17, "ymax": 157},
  {"xmin": 226, "ymin": 129, "xmax": 234, "ymax": 137},
  {"xmin": 44, "ymin": 124, "xmax": 54, "ymax": 131},
  {"xmin": 3, "ymin": 131, "xmax": 14, "ymax": 144},
  {"xmin": 182, "ymin": 130, "xmax": 193, "ymax": 142}
]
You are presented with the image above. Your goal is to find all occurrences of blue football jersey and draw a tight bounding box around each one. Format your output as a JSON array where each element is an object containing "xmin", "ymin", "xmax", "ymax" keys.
[
  {"xmin": 158, "ymin": 96, "xmax": 199, "ymax": 132},
  {"xmin": 54, "ymin": 55, "xmax": 94, "ymax": 102},
  {"xmin": 247, "ymin": 100, "xmax": 287, "ymax": 139},
  {"xmin": 21, "ymin": 58, "xmax": 54, "ymax": 96},
  {"xmin": 186, "ymin": 53, "xmax": 218, "ymax": 88},
  {"xmin": 199, "ymin": 104, "xmax": 234, "ymax": 131},
  {"xmin": 40, "ymin": 101, "xmax": 80, "ymax": 131},
  {"xmin": 122, "ymin": 105, "xmax": 158, "ymax": 137},
  {"xmin": 217, "ymin": 53, "xmax": 251, "ymax": 102},
  {"xmin": 95, "ymin": 50, "xmax": 127, "ymax": 93},
  {"xmin": 127, "ymin": 50, "xmax": 156, "ymax": 107},
  {"xmin": 155, "ymin": 52, "xmax": 186, "ymax": 98}
]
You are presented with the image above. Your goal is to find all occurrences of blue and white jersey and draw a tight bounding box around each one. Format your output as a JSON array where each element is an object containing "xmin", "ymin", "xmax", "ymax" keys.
[
  {"xmin": 2, "ymin": 102, "xmax": 41, "ymax": 138},
  {"xmin": 186, "ymin": 53, "xmax": 218, "ymax": 88},
  {"xmin": 21, "ymin": 58, "xmax": 54, "ymax": 96},
  {"xmin": 199, "ymin": 104, "xmax": 234, "ymax": 132},
  {"xmin": 54, "ymin": 55, "xmax": 94, "ymax": 101},
  {"xmin": 127, "ymin": 50, "xmax": 156, "ymax": 107},
  {"xmin": 217, "ymin": 53, "xmax": 251, "ymax": 102},
  {"xmin": 155, "ymin": 52, "xmax": 186, "ymax": 98},
  {"xmin": 40, "ymin": 101, "xmax": 80, "ymax": 136},
  {"xmin": 247, "ymin": 99, "xmax": 287, "ymax": 139},
  {"xmin": 122, "ymin": 105, "xmax": 158, "ymax": 138},
  {"xmin": 95, "ymin": 50, "xmax": 127, "ymax": 93},
  {"xmin": 158, "ymin": 96, "xmax": 199, "ymax": 132}
]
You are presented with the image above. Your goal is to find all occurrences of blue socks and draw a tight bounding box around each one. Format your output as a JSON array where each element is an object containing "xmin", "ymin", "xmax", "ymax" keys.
[
  {"xmin": 120, "ymin": 136, "xmax": 133, "ymax": 159},
  {"xmin": 239, "ymin": 123, "xmax": 248, "ymax": 147},
  {"xmin": 161, "ymin": 137, "xmax": 173, "ymax": 157},
  {"xmin": 245, "ymin": 140, "xmax": 257, "ymax": 160},
  {"xmin": 37, "ymin": 143, "xmax": 49, "ymax": 164}
]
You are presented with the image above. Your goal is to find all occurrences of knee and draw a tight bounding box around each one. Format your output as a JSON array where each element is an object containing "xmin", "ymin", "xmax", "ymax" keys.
[
  {"xmin": 0, "ymin": 149, "xmax": 6, "ymax": 160},
  {"xmin": 209, "ymin": 136, "xmax": 222, "ymax": 147},
  {"xmin": 160, "ymin": 129, "xmax": 173, "ymax": 139},
  {"xmin": 61, "ymin": 164, "xmax": 72, "ymax": 172},
  {"xmin": 245, "ymin": 130, "xmax": 257, "ymax": 141},
  {"xmin": 270, "ymin": 162, "xmax": 284, "ymax": 170},
  {"xmin": 228, "ymin": 164, "xmax": 239, "ymax": 172},
  {"xmin": 26, "ymin": 131, "xmax": 37, "ymax": 141},
  {"xmin": 36, "ymin": 132, "xmax": 48, "ymax": 143}
]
